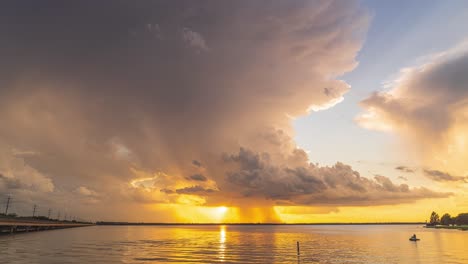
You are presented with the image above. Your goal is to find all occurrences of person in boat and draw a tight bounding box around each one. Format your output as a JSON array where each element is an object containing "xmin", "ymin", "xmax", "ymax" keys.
[{"xmin": 411, "ymin": 234, "xmax": 417, "ymax": 240}]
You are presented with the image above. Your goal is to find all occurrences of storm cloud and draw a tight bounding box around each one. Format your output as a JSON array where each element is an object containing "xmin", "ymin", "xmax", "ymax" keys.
[
  {"xmin": 220, "ymin": 147, "xmax": 449, "ymax": 206},
  {"xmin": 0, "ymin": 1, "xmax": 447, "ymax": 220}
]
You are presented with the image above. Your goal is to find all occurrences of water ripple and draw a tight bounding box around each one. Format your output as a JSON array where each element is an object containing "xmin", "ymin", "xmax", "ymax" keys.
[{"xmin": 0, "ymin": 225, "xmax": 466, "ymax": 263}]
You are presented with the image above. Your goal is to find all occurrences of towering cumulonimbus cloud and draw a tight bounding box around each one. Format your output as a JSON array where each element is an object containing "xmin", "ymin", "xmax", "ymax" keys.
[{"xmin": 0, "ymin": 1, "xmax": 449, "ymax": 220}]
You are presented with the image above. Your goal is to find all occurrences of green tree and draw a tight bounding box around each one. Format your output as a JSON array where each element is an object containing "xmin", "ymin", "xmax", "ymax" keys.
[
  {"xmin": 455, "ymin": 213, "xmax": 468, "ymax": 225},
  {"xmin": 440, "ymin": 213, "xmax": 452, "ymax": 225},
  {"xmin": 429, "ymin": 211, "xmax": 440, "ymax": 225}
]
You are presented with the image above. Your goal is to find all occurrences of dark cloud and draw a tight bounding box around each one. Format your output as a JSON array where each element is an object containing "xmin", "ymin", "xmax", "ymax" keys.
[
  {"xmin": 221, "ymin": 148, "xmax": 450, "ymax": 206},
  {"xmin": 185, "ymin": 174, "xmax": 208, "ymax": 182},
  {"xmin": 192, "ymin": 160, "xmax": 202, "ymax": 168},
  {"xmin": 424, "ymin": 170, "xmax": 467, "ymax": 182},
  {"xmin": 160, "ymin": 186, "xmax": 217, "ymax": 195},
  {"xmin": 395, "ymin": 166, "xmax": 415, "ymax": 173},
  {"xmin": 0, "ymin": 1, "xmax": 367, "ymax": 191},
  {"xmin": 175, "ymin": 186, "xmax": 217, "ymax": 195}
]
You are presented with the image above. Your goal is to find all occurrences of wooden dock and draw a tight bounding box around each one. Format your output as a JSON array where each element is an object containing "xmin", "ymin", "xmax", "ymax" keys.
[{"xmin": 0, "ymin": 220, "xmax": 93, "ymax": 235}]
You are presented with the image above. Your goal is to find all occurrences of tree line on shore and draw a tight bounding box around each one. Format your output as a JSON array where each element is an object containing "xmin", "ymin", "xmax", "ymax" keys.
[{"xmin": 428, "ymin": 211, "xmax": 468, "ymax": 226}]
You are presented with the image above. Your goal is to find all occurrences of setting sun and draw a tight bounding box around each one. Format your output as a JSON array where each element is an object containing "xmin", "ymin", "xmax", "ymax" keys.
[{"xmin": 217, "ymin": 206, "xmax": 228, "ymax": 214}]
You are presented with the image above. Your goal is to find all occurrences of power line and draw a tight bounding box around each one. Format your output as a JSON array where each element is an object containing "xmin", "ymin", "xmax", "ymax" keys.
[
  {"xmin": 0, "ymin": 197, "xmax": 85, "ymax": 223},
  {"xmin": 4, "ymin": 196, "xmax": 11, "ymax": 215}
]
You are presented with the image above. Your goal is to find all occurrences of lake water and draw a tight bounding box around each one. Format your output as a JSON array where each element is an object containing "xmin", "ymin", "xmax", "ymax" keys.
[{"xmin": 0, "ymin": 225, "xmax": 466, "ymax": 263}]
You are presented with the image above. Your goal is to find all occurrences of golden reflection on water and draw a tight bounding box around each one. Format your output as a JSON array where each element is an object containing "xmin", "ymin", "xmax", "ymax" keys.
[
  {"xmin": 1, "ymin": 225, "xmax": 467, "ymax": 263},
  {"xmin": 219, "ymin": 225, "xmax": 226, "ymax": 262}
]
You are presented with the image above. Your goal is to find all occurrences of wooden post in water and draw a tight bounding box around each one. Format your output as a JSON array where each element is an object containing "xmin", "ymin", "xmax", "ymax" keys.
[{"xmin": 297, "ymin": 241, "xmax": 300, "ymax": 256}]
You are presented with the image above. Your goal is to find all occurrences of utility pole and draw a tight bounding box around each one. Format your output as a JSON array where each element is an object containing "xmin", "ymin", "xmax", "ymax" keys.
[
  {"xmin": 4, "ymin": 196, "xmax": 11, "ymax": 215},
  {"xmin": 32, "ymin": 204, "xmax": 37, "ymax": 217},
  {"xmin": 48, "ymin": 208, "xmax": 52, "ymax": 219}
]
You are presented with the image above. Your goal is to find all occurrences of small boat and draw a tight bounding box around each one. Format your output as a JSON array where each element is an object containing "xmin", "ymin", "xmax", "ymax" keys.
[{"xmin": 409, "ymin": 237, "xmax": 420, "ymax": 241}]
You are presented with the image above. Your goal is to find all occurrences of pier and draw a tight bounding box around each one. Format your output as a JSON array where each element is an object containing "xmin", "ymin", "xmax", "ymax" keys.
[{"xmin": 0, "ymin": 220, "xmax": 93, "ymax": 235}]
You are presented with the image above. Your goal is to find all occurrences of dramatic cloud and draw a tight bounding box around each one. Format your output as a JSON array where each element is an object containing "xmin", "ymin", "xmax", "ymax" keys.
[
  {"xmin": 424, "ymin": 170, "xmax": 467, "ymax": 183},
  {"xmin": 358, "ymin": 43, "xmax": 468, "ymax": 177},
  {"xmin": 0, "ymin": 1, "xmax": 446, "ymax": 221},
  {"xmin": 219, "ymin": 147, "xmax": 449, "ymax": 206}
]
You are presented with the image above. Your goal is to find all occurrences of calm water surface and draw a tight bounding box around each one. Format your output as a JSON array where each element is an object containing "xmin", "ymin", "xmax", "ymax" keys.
[{"xmin": 0, "ymin": 225, "xmax": 466, "ymax": 263}]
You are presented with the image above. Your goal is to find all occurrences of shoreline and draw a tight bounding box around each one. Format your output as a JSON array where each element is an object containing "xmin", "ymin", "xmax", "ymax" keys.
[
  {"xmin": 425, "ymin": 225, "xmax": 468, "ymax": 231},
  {"xmin": 96, "ymin": 222, "xmax": 426, "ymax": 226}
]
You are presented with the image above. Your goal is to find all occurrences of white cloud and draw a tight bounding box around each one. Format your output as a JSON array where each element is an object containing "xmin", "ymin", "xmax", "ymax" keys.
[{"xmin": 358, "ymin": 43, "xmax": 468, "ymax": 176}]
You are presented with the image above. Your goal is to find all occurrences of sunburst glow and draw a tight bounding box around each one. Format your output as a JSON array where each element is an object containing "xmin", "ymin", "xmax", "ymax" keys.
[{"xmin": 217, "ymin": 206, "xmax": 228, "ymax": 214}]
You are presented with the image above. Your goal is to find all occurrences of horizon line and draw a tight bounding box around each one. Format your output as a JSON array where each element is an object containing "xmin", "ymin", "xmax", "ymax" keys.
[{"xmin": 96, "ymin": 221, "xmax": 426, "ymax": 225}]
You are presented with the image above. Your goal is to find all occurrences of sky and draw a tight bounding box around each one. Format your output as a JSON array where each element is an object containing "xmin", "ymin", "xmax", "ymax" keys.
[{"xmin": 0, "ymin": 0, "xmax": 467, "ymax": 223}]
